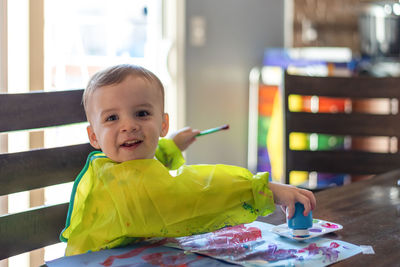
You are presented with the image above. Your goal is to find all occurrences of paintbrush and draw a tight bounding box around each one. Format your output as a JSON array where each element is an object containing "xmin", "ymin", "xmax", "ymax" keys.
[{"xmin": 196, "ymin": 124, "xmax": 230, "ymax": 137}]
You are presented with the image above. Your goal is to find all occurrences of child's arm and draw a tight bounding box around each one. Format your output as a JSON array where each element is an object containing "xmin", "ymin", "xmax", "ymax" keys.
[
  {"xmin": 268, "ymin": 182, "xmax": 316, "ymax": 219},
  {"xmin": 155, "ymin": 127, "xmax": 200, "ymax": 170},
  {"xmin": 168, "ymin": 126, "xmax": 200, "ymax": 151}
]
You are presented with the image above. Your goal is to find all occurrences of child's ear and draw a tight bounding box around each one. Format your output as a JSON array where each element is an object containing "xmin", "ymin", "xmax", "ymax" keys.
[
  {"xmin": 160, "ymin": 113, "xmax": 169, "ymax": 137},
  {"xmin": 87, "ymin": 125, "xmax": 101, "ymax": 149}
]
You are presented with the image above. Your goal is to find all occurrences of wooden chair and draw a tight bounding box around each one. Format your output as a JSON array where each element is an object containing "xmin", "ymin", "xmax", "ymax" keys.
[
  {"xmin": 0, "ymin": 89, "xmax": 92, "ymax": 262},
  {"xmin": 283, "ymin": 71, "xmax": 400, "ymax": 188}
]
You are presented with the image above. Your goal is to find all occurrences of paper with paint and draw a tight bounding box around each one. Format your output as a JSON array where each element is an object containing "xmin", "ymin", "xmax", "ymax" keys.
[
  {"xmin": 47, "ymin": 221, "xmax": 362, "ymax": 267},
  {"xmin": 46, "ymin": 240, "xmax": 231, "ymax": 267},
  {"xmin": 271, "ymin": 219, "xmax": 343, "ymax": 241},
  {"xmin": 168, "ymin": 221, "xmax": 362, "ymax": 266}
]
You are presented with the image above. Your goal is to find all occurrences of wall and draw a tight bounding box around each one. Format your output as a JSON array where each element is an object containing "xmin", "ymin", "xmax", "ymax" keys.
[
  {"xmin": 292, "ymin": 0, "xmax": 371, "ymax": 54},
  {"xmin": 184, "ymin": 0, "xmax": 284, "ymax": 166}
]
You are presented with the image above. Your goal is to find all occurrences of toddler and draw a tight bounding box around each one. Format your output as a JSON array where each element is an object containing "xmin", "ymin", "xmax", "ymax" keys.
[{"xmin": 60, "ymin": 64, "xmax": 316, "ymax": 256}]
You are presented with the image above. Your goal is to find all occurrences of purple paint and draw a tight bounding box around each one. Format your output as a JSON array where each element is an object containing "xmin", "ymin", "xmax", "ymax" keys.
[
  {"xmin": 309, "ymin": 228, "xmax": 323, "ymax": 232},
  {"xmin": 235, "ymin": 244, "xmax": 298, "ymax": 262},
  {"xmin": 298, "ymin": 242, "xmax": 340, "ymax": 263}
]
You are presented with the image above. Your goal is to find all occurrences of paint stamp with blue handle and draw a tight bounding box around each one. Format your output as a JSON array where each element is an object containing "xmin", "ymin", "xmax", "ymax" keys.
[
  {"xmin": 287, "ymin": 202, "xmax": 313, "ymax": 237},
  {"xmin": 271, "ymin": 218, "xmax": 343, "ymax": 241}
]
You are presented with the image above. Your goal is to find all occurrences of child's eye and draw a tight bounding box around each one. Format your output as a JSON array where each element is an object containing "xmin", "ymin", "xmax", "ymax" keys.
[
  {"xmin": 106, "ymin": 115, "xmax": 118, "ymax": 121},
  {"xmin": 136, "ymin": 110, "xmax": 150, "ymax": 117}
]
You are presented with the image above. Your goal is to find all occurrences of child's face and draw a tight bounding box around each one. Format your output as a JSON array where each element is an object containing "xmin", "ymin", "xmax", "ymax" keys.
[{"xmin": 86, "ymin": 75, "xmax": 169, "ymax": 162}]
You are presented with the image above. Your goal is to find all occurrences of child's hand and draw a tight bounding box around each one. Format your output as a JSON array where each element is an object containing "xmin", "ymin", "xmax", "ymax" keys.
[
  {"xmin": 169, "ymin": 127, "xmax": 201, "ymax": 151},
  {"xmin": 268, "ymin": 182, "xmax": 316, "ymax": 219}
]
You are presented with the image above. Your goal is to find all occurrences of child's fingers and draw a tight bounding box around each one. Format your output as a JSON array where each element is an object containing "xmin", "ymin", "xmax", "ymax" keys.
[
  {"xmin": 180, "ymin": 126, "xmax": 191, "ymax": 133},
  {"xmin": 183, "ymin": 127, "xmax": 200, "ymax": 138},
  {"xmin": 286, "ymin": 204, "xmax": 295, "ymax": 219},
  {"xmin": 191, "ymin": 129, "xmax": 201, "ymax": 138},
  {"xmin": 297, "ymin": 195, "xmax": 312, "ymax": 216},
  {"xmin": 300, "ymin": 189, "xmax": 317, "ymax": 210},
  {"xmin": 187, "ymin": 137, "xmax": 197, "ymax": 146}
]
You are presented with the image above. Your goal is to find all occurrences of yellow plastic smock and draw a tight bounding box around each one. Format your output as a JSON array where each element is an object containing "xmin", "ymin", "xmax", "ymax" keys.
[{"xmin": 60, "ymin": 138, "xmax": 275, "ymax": 256}]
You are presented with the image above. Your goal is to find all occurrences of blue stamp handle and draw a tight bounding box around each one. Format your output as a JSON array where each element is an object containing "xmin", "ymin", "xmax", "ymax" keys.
[{"xmin": 288, "ymin": 202, "xmax": 313, "ymax": 230}]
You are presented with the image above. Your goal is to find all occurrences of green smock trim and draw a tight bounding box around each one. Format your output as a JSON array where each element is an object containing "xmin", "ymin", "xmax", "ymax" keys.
[{"xmin": 60, "ymin": 150, "xmax": 105, "ymax": 242}]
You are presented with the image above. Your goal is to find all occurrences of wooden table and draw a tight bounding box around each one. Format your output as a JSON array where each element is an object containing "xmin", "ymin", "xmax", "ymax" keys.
[{"xmin": 258, "ymin": 169, "xmax": 400, "ymax": 266}]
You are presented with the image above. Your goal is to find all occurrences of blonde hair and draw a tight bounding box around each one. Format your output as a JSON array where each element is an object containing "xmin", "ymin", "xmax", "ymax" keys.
[{"xmin": 83, "ymin": 64, "xmax": 165, "ymax": 115}]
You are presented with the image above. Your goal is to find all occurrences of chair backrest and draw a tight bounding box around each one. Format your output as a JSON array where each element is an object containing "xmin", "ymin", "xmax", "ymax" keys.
[
  {"xmin": 283, "ymin": 71, "xmax": 400, "ymax": 186},
  {"xmin": 0, "ymin": 89, "xmax": 92, "ymax": 260}
]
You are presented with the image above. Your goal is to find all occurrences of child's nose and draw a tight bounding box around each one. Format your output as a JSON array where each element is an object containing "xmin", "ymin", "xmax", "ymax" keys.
[{"xmin": 120, "ymin": 117, "xmax": 138, "ymax": 132}]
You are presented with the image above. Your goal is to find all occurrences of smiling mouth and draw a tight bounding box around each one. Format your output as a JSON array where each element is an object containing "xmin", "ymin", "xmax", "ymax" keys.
[{"xmin": 121, "ymin": 140, "xmax": 143, "ymax": 147}]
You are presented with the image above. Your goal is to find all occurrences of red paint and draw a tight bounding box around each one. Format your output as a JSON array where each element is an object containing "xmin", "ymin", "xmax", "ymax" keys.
[
  {"xmin": 142, "ymin": 251, "xmax": 184, "ymax": 266},
  {"xmin": 211, "ymin": 224, "xmax": 262, "ymax": 244},
  {"xmin": 258, "ymin": 191, "xmax": 267, "ymax": 196},
  {"xmin": 142, "ymin": 251, "xmax": 202, "ymax": 267},
  {"xmin": 330, "ymin": 242, "xmax": 340, "ymax": 248},
  {"xmin": 180, "ymin": 224, "xmax": 261, "ymax": 247},
  {"xmin": 224, "ymin": 224, "xmax": 261, "ymax": 240},
  {"xmin": 321, "ymin": 223, "xmax": 339, "ymax": 229},
  {"xmin": 100, "ymin": 240, "xmax": 166, "ymax": 266},
  {"xmin": 177, "ymin": 224, "xmax": 262, "ymax": 257}
]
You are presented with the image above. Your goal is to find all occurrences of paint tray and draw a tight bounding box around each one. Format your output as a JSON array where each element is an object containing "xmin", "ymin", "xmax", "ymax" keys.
[{"xmin": 271, "ymin": 219, "xmax": 343, "ymax": 241}]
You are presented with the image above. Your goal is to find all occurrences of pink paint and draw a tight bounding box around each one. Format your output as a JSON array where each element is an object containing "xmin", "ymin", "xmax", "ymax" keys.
[
  {"xmin": 100, "ymin": 240, "xmax": 166, "ymax": 266},
  {"xmin": 321, "ymin": 223, "xmax": 339, "ymax": 229}
]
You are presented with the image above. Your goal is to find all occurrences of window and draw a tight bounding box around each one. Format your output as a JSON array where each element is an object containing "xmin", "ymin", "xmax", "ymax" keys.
[{"xmin": 1, "ymin": 0, "xmax": 181, "ymax": 265}]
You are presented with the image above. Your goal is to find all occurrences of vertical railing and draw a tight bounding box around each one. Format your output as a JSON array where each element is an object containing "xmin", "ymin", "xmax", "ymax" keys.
[
  {"xmin": 1, "ymin": 0, "xmax": 46, "ymax": 266},
  {"xmin": 28, "ymin": 1, "xmax": 45, "ymax": 266},
  {"xmin": 0, "ymin": 1, "xmax": 9, "ymax": 266}
]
